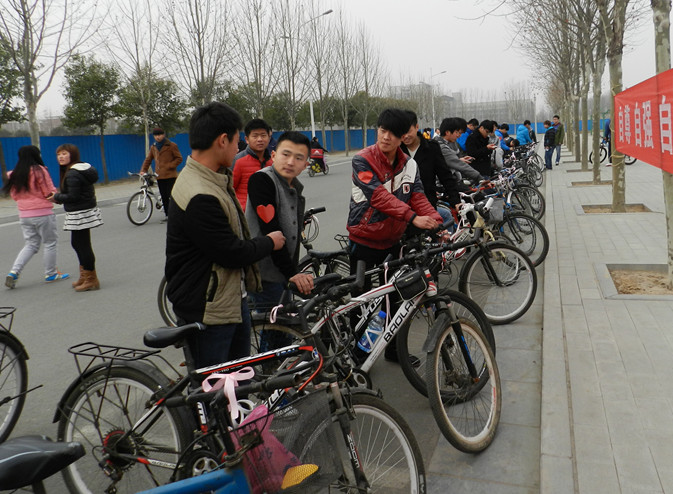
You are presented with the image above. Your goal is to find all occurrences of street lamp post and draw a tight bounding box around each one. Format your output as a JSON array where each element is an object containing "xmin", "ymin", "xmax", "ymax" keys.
[
  {"xmin": 305, "ymin": 10, "xmax": 333, "ymax": 138},
  {"xmin": 429, "ymin": 68, "xmax": 447, "ymax": 131}
]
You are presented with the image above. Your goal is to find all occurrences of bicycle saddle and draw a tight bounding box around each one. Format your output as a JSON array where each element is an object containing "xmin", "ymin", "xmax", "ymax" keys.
[
  {"xmin": 0, "ymin": 435, "xmax": 84, "ymax": 490},
  {"xmin": 144, "ymin": 322, "xmax": 205, "ymax": 348},
  {"xmin": 306, "ymin": 248, "xmax": 348, "ymax": 260}
]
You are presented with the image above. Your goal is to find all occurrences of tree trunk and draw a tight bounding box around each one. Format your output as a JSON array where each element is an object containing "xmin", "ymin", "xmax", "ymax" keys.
[
  {"xmin": 652, "ymin": 0, "xmax": 673, "ymax": 288},
  {"xmin": 99, "ymin": 130, "xmax": 110, "ymax": 184},
  {"xmin": 0, "ymin": 141, "xmax": 7, "ymax": 182},
  {"xmin": 591, "ymin": 68, "xmax": 603, "ymax": 184},
  {"xmin": 573, "ymin": 97, "xmax": 581, "ymax": 163},
  {"xmin": 26, "ymin": 93, "xmax": 40, "ymax": 147},
  {"xmin": 581, "ymin": 94, "xmax": 589, "ymax": 171},
  {"xmin": 608, "ymin": 54, "xmax": 626, "ymax": 212}
]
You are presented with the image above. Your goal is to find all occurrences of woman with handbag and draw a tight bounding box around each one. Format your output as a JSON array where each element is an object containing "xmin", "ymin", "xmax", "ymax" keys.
[
  {"xmin": 3, "ymin": 145, "xmax": 70, "ymax": 289},
  {"xmin": 49, "ymin": 143, "xmax": 103, "ymax": 291}
]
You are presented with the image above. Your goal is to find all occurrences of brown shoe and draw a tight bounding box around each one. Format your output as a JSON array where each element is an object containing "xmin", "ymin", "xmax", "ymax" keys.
[
  {"xmin": 75, "ymin": 270, "xmax": 100, "ymax": 292},
  {"xmin": 72, "ymin": 266, "xmax": 84, "ymax": 288}
]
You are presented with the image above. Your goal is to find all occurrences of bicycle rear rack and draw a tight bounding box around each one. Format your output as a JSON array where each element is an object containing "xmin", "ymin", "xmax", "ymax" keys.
[
  {"xmin": 0, "ymin": 307, "xmax": 16, "ymax": 333},
  {"xmin": 67, "ymin": 341, "xmax": 183, "ymax": 380}
]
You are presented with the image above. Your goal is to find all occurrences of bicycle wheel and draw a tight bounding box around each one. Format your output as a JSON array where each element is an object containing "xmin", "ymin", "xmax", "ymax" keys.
[
  {"xmin": 516, "ymin": 184, "xmax": 545, "ymax": 219},
  {"xmin": 157, "ymin": 276, "xmax": 178, "ymax": 327},
  {"xmin": 624, "ymin": 155, "xmax": 636, "ymax": 165},
  {"xmin": 57, "ymin": 364, "xmax": 194, "ymax": 494},
  {"xmin": 495, "ymin": 212, "xmax": 549, "ymax": 267},
  {"xmin": 322, "ymin": 163, "xmax": 329, "ymax": 175},
  {"xmin": 330, "ymin": 392, "xmax": 426, "ymax": 493},
  {"xmin": 397, "ymin": 292, "xmax": 494, "ymax": 398},
  {"xmin": 249, "ymin": 321, "xmax": 304, "ymax": 356},
  {"xmin": 459, "ymin": 242, "xmax": 537, "ymax": 325},
  {"xmin": 426, "ymin": 315, "xmax": 501, "ymax": 453},
  {"xmin": 0, "ymin": 332, "xmax": 27, "ymax": 443},
  {"xmin": 508, "ymin": 190, "xmax": 533, "ymax": 216},
  {"xmin": 600, "ymin": 145, "xmax": 608, "ymax": 163},
  {"xmin": 126, "ymin": 191, "xmax": 153, "ymax": 225}
]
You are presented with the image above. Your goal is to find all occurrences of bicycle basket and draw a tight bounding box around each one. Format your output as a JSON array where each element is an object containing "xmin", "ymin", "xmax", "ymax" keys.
[
  {"xmin": 394, "ymin": 267, "xmax": 431, "ymax": 300},
  {"xmin": 231, "ymin": 390, "xmax": 340, "ymax": 493}
]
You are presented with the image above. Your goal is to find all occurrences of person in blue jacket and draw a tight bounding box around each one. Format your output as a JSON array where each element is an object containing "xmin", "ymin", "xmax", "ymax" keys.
[{"xmin": 516, "ymin": 120, "xmax": 533, "ymax": 145}]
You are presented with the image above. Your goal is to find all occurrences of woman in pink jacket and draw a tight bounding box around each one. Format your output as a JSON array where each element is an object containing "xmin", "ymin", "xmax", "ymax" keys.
[{"xmin": 3, "ymin": 145, "xmax": 69, "ymax": 288}]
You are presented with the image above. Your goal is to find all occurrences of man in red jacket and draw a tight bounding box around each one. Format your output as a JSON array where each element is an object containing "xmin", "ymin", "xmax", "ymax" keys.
[
  {"xmin": 232, "ymin": 119, "xmax": 272, "ymax": 211},
  {"xmin": 347, "ymin": 108, "xmax": 442, "ymax": 362}
]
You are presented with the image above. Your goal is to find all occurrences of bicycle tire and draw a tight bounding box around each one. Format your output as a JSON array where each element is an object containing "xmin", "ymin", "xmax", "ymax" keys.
[
  {"xmin": 299, "ymin": 392, "xmax": 426, "ymax": 493},
  {"xmin": 57, "ymin": 364, "xmax": 194, "ymax": 494},
  {"xmin": 396, "ymin": 292, "xmax": 495, "ymax": 398},
  {"xmin": 624, "ymin": 155, "xmax": 636, "ymax": 165},
  {"xmin": 508, "ymin": 190, "xmax": 533, "ymax": 216},
  {"xmin": 0, "ymin": 332, "xmax": 27, "ymax": 443},
  {"xmin": 158, "ymin": 276, "xmax": 178, "ymax": 327},
  {"xmin": 458, "ymin": 242, "xmax": 537, "ymax": 325},
  {"xmin": 516, "ymin": 184, "xmax": 545, "ymax": 220},
  {"xmin": 126, "ymin": 191, "xmax": 153, "ymax": 225},
  {"xmin": 600, "ymin": 146, "xmax": 608, "ymax": 163},
  {"xmin": 495, "ymin": 212, "xmax": 549, "ymax": 267},
  {"xmin": 322, "ymin": 163, "xmax": 329, "ymax": 175},
  {"xmin": 426, "ymin": 315, "xmax": 501, "ymax": 453},
  {"xmin": 249, "ymin": 321, "xmax": 304, "ymax": 356}
]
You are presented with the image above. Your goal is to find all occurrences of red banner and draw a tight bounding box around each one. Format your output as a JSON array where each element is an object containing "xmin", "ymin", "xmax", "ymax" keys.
[{"xmin": 614, "ymin": 68, "xmax": 673, "ymax": 173}]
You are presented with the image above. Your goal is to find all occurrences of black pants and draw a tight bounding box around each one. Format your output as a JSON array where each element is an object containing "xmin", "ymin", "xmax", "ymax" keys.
[
  {"xmin": 349, "ymin": 241, "xmax": 401, "ymax": 355},
  {"xmin": 71, "ymin": 229, "xmax": 95, "ymax": 271},
  {"xmin": 158, "ymin": 178, "xmax": 176, "ymax": 217}
]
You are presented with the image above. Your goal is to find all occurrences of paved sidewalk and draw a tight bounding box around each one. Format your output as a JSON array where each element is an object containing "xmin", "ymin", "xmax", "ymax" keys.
[{"xmin": 539, "ymin": 153, "xmax": 673, "ymax": 494}]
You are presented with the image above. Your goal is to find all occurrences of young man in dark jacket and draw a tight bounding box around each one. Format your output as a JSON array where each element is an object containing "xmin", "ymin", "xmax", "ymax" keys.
[
  {"xmin": 465, "ymin": 120, "xmax": 497, "ymax": 178},
  {"xmin": 165, "ymin": 102, "xmax": 285, "ymax": 368},
  {"xmin": 140, "ymin": 127, "xmax": 183, "ymax": 222}
]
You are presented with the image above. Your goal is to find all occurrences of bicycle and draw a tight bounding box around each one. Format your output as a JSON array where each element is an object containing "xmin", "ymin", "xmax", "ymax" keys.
[
  {"xmin": 126, "ymin": 171, "xmax": 164, "ymax": 225},
  {"xmin": 0, "ymin": 308, "xmax": 85, "ymax": 493},
  {"xmin": 0, "ymin": 307, "xmax": 29, "ymax": 443},
  {"xmin": 270, "ymin": 248, "xmax": 501, "ymax": 453},
  {"xmin": 589, "ymin": 138, "xmax": 637, "ymax": 165},
  {"xmin": 54, "ymin": 286, "xmax": 427, "ymax": 493}
]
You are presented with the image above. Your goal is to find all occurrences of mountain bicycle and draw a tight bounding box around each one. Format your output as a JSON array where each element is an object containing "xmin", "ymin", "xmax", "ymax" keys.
[
  {"xmin": 127, "ymin": 171, "xmax": 163, "ymax": 225},
  {"xmin": 54, "ymin": 274, "xmax": 427, "ymax": 493},
  {"xmin": 589, "ymin": 138, "xmax": 637, "ymax": 165}
]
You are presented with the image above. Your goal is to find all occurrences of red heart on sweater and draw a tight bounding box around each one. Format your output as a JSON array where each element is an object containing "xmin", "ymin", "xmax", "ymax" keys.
[
  {"xmin": 256, "ymin": 204, "xmax": 275, "ymax": 223},
  {"xmin": 358, "ymin": 171, "xmax": 373, "ymax": 183}
]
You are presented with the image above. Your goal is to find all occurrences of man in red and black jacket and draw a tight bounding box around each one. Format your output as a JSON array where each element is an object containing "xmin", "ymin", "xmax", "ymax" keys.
[
  {"xmin": 347, "ymin": 108, "xmax": 442, "ymax": 362},
  {"xmin": 232, "ymin": 119, "xmax": 272, "ymax": 211}
]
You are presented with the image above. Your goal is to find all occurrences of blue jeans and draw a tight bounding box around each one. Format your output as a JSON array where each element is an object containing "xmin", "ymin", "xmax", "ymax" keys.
[
  {"xmin": 186, "ymin": 298, "xmax": 252, "ymax": 369},
  {"xmin": 553, "ymin": 145, "xmax": 562, "ymax": 164},
  {"xmin": 544, "ymin": 148, "xmax": 554, "ymax": 169},
  {"xmin": 249, "ymin": 281, "xmax": 291, "ymax": 352},
  {"xmin": 437, "ymin": 206, "xmax": 454, "ymax": 229}
]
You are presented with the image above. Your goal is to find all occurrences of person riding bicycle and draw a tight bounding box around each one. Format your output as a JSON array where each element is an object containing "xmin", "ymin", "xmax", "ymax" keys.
[
  {"xmin": 139, "ymin": 127, "xmax": 183, "ymax": 223},
  {"xmin": 310, "ymin": 137, "xmax": 327, "ymax": 172}
]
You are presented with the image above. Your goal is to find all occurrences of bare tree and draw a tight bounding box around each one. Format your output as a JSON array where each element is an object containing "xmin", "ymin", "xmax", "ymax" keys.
[
  {"xmin": 305, "ymin": 0, "xmax": 336, "ymax": 144},
  {"xmin": 651, "ymin": 0, "xmax": 673, "ymax": 288},
  {"xmin": 274, "ymin": 0, "xmax": 310, "ymax": 130},
  {"xmin": 333, "ymin": 9, "xmax": 359, "ymax": 155},
  {"xmin": 103, "ymin": 0, "xmax": 160, "ymax": 151},
  {"xmin": 232, "ymin": 0, "xmax": 280, "ymax": 119},
  {"xmin": 0, "ymin": 0, "xmax": 102, "ymax": 146},
  {"xmin": 163, "ymin": 0, "xmax": 233, "ymax": 106},
  {"xmin": 351, "ymin": 22, "xmax": 386, "ymax": 147}
]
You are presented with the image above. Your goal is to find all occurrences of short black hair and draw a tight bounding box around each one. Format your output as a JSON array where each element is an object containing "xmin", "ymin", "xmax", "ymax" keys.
[
  {"xmin": 377, "ymin": 108, "xmax": 412, "ymax": 139},
  {"xmin": 480, "ymin": 120, "xmax": 495, "ymax": 132},
  {"xmin": 276, "ymin": 131, "xmax": 311, "ymax": 155},
  {"xmin": 189, "ymin": 102, "xmax": 242, "ymax": 150},
  {"xmin": 454, "ymin": 117, "xmax": 467, "ymax": 132},
  {"xmin": 553, "ymin": 114, "xmax": 560, "ymax": 119},
  {"xmin": 467, "ymin": 118, "xmax": 479, "ymax": 127},
  {"xmin": 523, "ymin": 119, "xmax": 531, "ymax": 126},
  {"xmin": 244, "ymin": 118, "xmax": 271, "ymax": 136},
  {"xmin": 404, "ymin": 110, "xmax": 418, "ymax": 127},
  {"xmin": 544, "ymin": 120, "xmax": 552, "ymax": 126},
  {"xmin": 509, "ymin": 138, "xmax": 520, "ymax": 147},
  {"xmin": 439, "ymin": 117, "xmax": 462, "ymax": 136},
  {"xmin": 499, "ymin": 123, "xmax": 509, "ymax": 131}
]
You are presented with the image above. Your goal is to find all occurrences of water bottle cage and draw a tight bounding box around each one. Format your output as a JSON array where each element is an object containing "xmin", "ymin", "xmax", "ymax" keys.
[{"xmin": 393, "ymin": 267, "xmax": 430, "ymax": 300}]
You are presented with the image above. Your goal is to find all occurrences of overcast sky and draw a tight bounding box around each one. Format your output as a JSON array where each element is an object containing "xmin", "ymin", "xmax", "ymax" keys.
[{"xmin": 37, "ymin": 0, "xmax": 669, "ymax": 118}]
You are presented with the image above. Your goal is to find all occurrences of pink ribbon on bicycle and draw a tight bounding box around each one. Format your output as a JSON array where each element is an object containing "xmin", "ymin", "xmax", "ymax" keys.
[{"xmin": 201, "ymin": 367, "xmax": 255, "ymax": 424}]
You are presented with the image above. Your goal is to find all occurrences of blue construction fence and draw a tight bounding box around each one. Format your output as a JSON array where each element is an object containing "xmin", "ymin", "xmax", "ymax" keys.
[
  {"xmin": 0, "ymin": 129, "xmax": 378, "ymax": 183},
  {"xmin": 0, "ymin": 121, "xmax": 607, "ymax": 182}
]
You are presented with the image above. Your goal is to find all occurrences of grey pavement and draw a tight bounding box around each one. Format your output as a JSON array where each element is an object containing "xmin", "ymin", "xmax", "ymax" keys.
[{"xmin": 1, "ymin": 149, "xmax": 671, "ymax": 493}]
